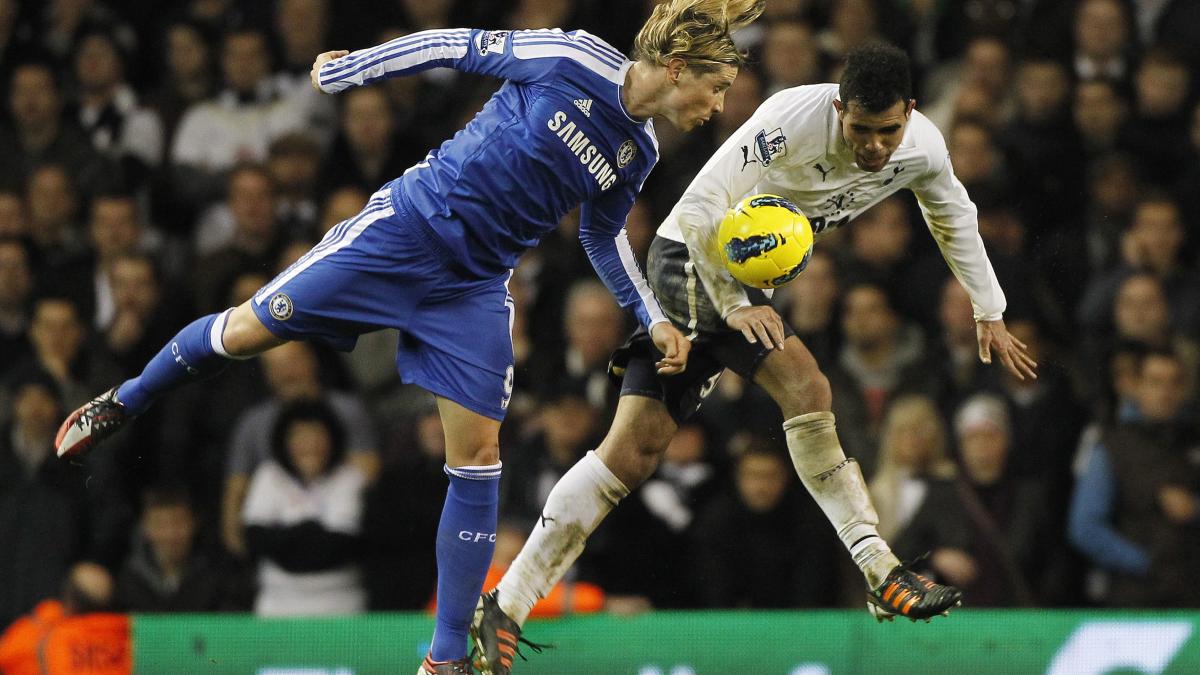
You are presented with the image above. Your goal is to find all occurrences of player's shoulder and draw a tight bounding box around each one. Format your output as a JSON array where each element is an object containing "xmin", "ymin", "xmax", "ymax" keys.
[
  {"xmin": 904, "ymin": 108, "xmax": 951, "ymax": 170},
  {"xmin": 765, "ymin": 83, "xmax": 840, "ymax": 113},
  {"xmin": 756, "ymin": 83, "xmax": 840, "ymax": 136},
  {"xmin": 510, "ymin": 28, "xmax": 627, "ymax": 85}
]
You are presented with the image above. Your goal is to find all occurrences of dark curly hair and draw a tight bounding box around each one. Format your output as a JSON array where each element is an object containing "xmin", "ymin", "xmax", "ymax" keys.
[
  {"xmin": 270, "ymin": 399, "xmax": 348, "ymax": 480},
  {"xmin": 838, "ymin": 42, "xmax": 912, "ymax": 114}
]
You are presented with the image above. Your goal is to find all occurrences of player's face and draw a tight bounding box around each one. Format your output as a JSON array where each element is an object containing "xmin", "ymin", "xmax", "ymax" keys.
[
  {"xmin": 834, "ymin": 98, "xmax": 915, "ymax": 172},
  {"xmin": 664, "ymin": 64, "xmax": 737, "ymax": 132}
]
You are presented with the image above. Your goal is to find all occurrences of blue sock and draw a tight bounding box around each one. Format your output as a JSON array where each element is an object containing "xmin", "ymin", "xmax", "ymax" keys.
[
  {"xmin": 430, "ymin": 462, "xmax": 502, "ymax": 662},
  {"xmin": 116, "ymin": 311, "xmax": 235, "ymax": 415}
]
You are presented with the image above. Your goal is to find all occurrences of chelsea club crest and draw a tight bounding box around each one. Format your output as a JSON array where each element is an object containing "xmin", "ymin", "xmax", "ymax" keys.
[
  {"xmin": 617, "ymin": 140, "xmax": 636, "ymax": 168},
  {"xmin": 269, "ymin": 293, "xmax": 293, "ymax": 321}
]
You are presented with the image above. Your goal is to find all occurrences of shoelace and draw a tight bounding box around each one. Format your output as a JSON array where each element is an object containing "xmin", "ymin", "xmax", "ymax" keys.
[
  {"xmin": 73, "ymin": 394, "xmax": 118, "ymax": 432},
  {"xmin": 510, "ymin": 635, "xmax": 550, "ymax": 663},
  {"xmin": 472, "ymin": 635, "xmax": 551, "ymax": 668}
]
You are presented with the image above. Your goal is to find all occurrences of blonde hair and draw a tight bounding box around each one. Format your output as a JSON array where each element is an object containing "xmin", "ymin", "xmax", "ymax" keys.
[
  {"xmin": 632, "ymin": 0, "xmax": 765, "ymax": 72},
  {"xmin": 869, "ymin": 395, "xmax": 957, "ymax": 540}
]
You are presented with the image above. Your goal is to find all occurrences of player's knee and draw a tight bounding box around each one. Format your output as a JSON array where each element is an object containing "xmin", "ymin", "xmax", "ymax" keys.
[
  {"xmin": 460, "ymin": 442, "xmax": 500, "ymax": 467},
  {"xmin": 222, "ymin": 304, "xmax": 282, "ymax": 358},
  {"xmin": 598, "ymin": 424, "xmax": 671, "ymax": 487}
]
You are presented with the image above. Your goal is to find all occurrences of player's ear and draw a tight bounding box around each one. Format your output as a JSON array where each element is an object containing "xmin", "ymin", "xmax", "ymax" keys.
[
  {"xmin": 832, "ymin": 98, "xmax": 844, "ymax": 116},
  {"xmin": 905, "ymin": 99, "xmax": 916, "ymax": 116},
  {"xmin": 665, "ymin": 57, "xmax": 687, "ymax": 85}
]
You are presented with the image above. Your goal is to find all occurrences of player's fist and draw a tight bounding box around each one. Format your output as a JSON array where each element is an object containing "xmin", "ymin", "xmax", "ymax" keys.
[
  {"xmin": 311, "ymin": 50, "xmax": 349, "ymax": 91},
  {"xmin": 650, "ymin": 321, "xmax": 691, "ymax": 376}
]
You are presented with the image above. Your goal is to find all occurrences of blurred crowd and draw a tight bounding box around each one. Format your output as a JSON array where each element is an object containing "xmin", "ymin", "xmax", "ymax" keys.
[{"xmin": 2, "ymin": 0, "xmax": 1200, "ymax": 634}]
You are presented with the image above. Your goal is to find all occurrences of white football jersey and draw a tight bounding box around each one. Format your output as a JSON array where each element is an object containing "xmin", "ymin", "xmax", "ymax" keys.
[{"xmin": 658, "ymin": 83, "xmax": 1006, "ymax": 322}]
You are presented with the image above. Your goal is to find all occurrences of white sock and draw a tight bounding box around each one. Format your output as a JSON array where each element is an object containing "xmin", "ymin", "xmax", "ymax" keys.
[
  {"xmin": 496, "ymin": 450, "xmax": 629, "ymax": 625},
  {"xmin": 783, "ymin": 411, "xmax": 900, "ymax": 589}
]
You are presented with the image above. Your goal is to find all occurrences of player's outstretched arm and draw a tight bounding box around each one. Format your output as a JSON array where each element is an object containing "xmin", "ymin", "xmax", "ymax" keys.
[
  {"xmin": 310, "ymin": 50, "xmax": 349, "ymax": 91},
  {"xmin": 976, "ymin": 318, "xmax": 1037, "ymax": 380}
]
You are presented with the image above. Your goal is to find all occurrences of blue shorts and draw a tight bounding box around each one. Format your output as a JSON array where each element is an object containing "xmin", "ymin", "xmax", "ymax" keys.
[{"xmin": 251, "ymin": 188, "xmax": 515, "ymax": 420}]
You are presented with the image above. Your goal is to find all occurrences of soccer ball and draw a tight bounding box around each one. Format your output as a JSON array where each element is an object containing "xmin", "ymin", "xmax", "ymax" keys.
[{"xmin": 716, "ymin": 194, "xmax": 814, "ymax": 289}]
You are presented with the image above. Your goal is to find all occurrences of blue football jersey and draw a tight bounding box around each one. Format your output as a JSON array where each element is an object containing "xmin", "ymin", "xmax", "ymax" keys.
[{"xmin": 318, "ymin": 28, "xmax": 666, "ymax": 328}]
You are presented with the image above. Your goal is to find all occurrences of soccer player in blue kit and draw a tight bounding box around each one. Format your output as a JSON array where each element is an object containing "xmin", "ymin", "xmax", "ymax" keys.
[{"xmin": 55, "ymin": 1, "xmax": 765, "ymax": 672}]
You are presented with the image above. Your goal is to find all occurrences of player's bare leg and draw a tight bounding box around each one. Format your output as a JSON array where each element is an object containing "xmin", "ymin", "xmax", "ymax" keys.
[
  {"xmin": 427, "ymin": 397, "xmax": 503, "ymax": 673},
  {"xmin": 474, "ymin": 394, "xmax": 675, "ymax": 674},
  {"xmin": 755, "ymin": 335, "xmax": 961, "ymax": 621},
  {"xmin": 55, "ymin": 301, "xmax": 286, "ymax": 460}
]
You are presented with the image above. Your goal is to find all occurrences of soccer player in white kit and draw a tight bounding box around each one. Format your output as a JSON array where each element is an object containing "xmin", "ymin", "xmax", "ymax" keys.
[{"xmin": 472, "ymin": 42, "xmax": 1039, "ymax": 673}]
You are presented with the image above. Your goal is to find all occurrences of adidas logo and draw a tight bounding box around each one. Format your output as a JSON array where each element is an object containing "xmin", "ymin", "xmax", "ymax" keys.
[{"xmin": 574, "ymin": 98, "xmax": 593, "ymax": 117}]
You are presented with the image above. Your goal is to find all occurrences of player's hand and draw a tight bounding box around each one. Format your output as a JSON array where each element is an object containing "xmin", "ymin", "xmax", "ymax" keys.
[
  {"xmin": 310, "ymin": 50, "xmax": 349, "ymax": 91},
  {"xmin": 725, "ymin": 305, "xmax": 785, "ymax": 350},
  {"xmin": 650, "ymin": 321, "xmax": 691, "ymax": 376},
  {"xmin": 976, "ymin": 318, "xmax": 1037, "ymax": 380}
]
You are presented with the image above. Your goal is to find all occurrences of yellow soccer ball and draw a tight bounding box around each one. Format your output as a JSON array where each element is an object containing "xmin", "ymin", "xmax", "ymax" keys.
[{"xmin": 716, "ymin": 194, "xmax": 814, "ymax": 289}]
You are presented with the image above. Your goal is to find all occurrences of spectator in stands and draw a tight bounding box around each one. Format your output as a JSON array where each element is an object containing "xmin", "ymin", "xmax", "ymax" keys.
[
  {"xmin": 1002, "ymin": 56, "xmax": 1085, "ymax": 234},
  {"xmin": 1079, "ymin": 193, "xmax": 1200, "ymax": 339},
  {"xmin": 169, "ymin": 27, "xmax": 308, "ymax": 207},
  {"xmin": 1083, "ymin": 153, "xmax": 1141, "ymax": 273},
  {"xmin": 638, "ymin": 424, "xmax": 720, "ymax": 535},
  {"xmin": 576, "ymin": 422, "xmax": 722, "ymax": 610},
  {"xmin": 116, "ymin": 485, "xmax": 232, "ymax": 612},
  {"xmin": 25, "ymin": 163, "xmax": 85, "ymax": 272},
  {"xmin": 0, "ymin": 562, "xmax": 130, "ymax": 675},
  {"xmin": 318, "ymin": 87, "xmax": 422, "ymax": 199},
  {"xmin": 0, "ymin": 61, "xmax": 111, "ymax": 196},
  {"xmin": 693, "ymin": 443, "xmax": 840, "ymax": 608},
  {"xmin": 839, "ymin": 195, "xmax": 946, "ymax": 329},
  {"xmin": 363, "ymin": 400, "xmax": 445, "ymax": 609},
  {"xmin": 68, "ymin": 192, "xmax": 150, "ymax": 330},
  {"xmin": 265, "ymin": 133, "xmax": 322, "ymax": 240},
  {"xmin": 1069, "ymin": 348, "xmax": 1200, "ymax": 607},
  {"xmin": 1072, "ymin": 0, "xmax": 1134, "ymax": 87},
  {"xmin": 1074, "ymin": 79, "xmax": 1130, "ymax": 159},
  {"xmin": 148, "ymin": 20, "xmax": 215, "ymax": 161},
  {"xmin": 222, "ymin": 341, "xmax": 377, "ymax": 557},
  {"xmin": 953, "ymin": 393, "xmax": 1053, "ymax": 607},
  {"xmin": 1123, "ymin": 48, "xmax": 1193, "ymax": 187},
  {"xmin": 191, "ymin": 163, "xmax": 283, "ymax": 312},
  {"xmin": 243, "ymin": 399, "xmax": 368, "ymax": 616},
  {"xmin": 948, "ymin": 118, "xmax": 1012, "ymax": 207},
  {"xmin": 868, "ymin": 395, "xmax": 975, "ymax": 589},
  {"xmin": 921, "ymin": 36, "xmax": 1015, "ymax": 132},
  {"xmin": 70, "ymin": 28, "xmax": 163, "ymax": 188},
  {"xmin": 102, "ymin": 253, "xmax": 184, "ymax": 376},
  {"xmin": 1175, "ymin": 102, "xmax": 1200, "ymax": 229},
  {"xmin": 28, "ymin": 296, "xmax": 111, "ymax": 407},
  {"xmin": 0, "ymin": 189, "xmax": 25, "ymax": 238},
  {"xmin": 817, "ymin": 0, "xmax": 883, "ymax": 63},
  {"xmin": 0, "ymin": 238, "xmax": 34, "ymax": 378},
  {"xmin": 502, "ymin": 384, "xmax": 601, "ymax": 525},
  {"xmin": 530, "ymin": 279, "xmax": 627, "ymax": 412},
  {"xmin": 271, "ymin": 0, "xmax": 336, "ymax": 139},
  {"xmin": 760, "ymin": 19, "xmax": 821, "ymax": 94},
  {"xmin": 776, "ymin": 248, "xmax": 840, "ymax": 366},
  {"xmin": 0, "ymin": 370, "xmax": 86, "ymax": 626},
  {"xmin": 318, "ymin": 186, "xmax": 369, "ymax": 235},
  {"xmin": 900, "ymin": 277, "xmax": 1003, "ymax": 421},
  {"xmin": 505, "ymin": 0, "xmax": 576, "ymax": 30},
  {"xmin": 995, "ymin": 318, "xmax": 1087, "ymax": 505},
  {"xmin": 831, "ymin": 281, "xmax": 926, "ymax": 445}
]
